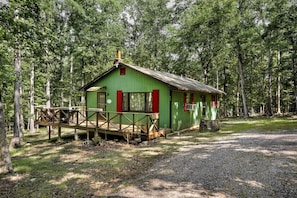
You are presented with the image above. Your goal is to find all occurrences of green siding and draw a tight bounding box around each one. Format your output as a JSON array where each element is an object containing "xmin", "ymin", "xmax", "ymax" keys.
[
  {"xmin": 87, "ymin": 91, "xmax": 97, "ymax": 108},
  {"xmin": 171, "ymin": 91, "xmax": 202, "ymax": 130},
  {"xmin": 171, "ymin": 91, "xmax": 218, "ymax": 131},
  {"xmin": 85, "ymin": 66, "xmax": 220, "ymax": 131},
  {"xmin": 86, "ymin": 66, "xmax": 170, "ymax": 128}
]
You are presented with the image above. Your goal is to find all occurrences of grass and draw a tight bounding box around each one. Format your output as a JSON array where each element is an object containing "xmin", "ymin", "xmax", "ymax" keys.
[{"xmin": 1, "ymin": 117, "xmax": 297, "ymax": 197}]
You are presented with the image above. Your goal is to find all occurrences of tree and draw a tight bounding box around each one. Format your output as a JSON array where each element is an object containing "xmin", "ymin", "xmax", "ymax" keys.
[
  {"xmin": 122, "ymin": 0, "xmax": 176, "ymax": 70},
  {"xmin": 0, "ymin": 98, "xmax": 13, "ymax": 174},
  {"xmin": 0, "ymin": 15, "xmax": 13, "ymax": 173}
]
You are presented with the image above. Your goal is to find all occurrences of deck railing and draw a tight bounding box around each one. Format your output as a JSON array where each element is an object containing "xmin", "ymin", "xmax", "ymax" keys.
[{"xmin": 34, "ymin": 106, "xmax": 160, "ymax": 136}]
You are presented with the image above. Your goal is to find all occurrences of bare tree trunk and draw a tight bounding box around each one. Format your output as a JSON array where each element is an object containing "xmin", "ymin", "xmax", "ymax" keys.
[
  {"xmin": 46, "ymin": 62, "xmax": 52, "ymax": 134},
  {"xmin": 28, "ymin": 63, "xmax": 35, "ymax": 134},
  {"xmin": 236, "ymin": 87, "xmax": 240, "ymax": 116},
  {"xmin": 236, "ymin": 39, "xmax": 248, "ymax": 118},
  {"xmin": 292, "ymin": 55, "xmax": 297, "ymax": 114},
  {"xmin": 276, "ymin": 51, "xmax": 282, "ymax": 114},
  {"xmin": 267, "ymin": 48, "xmax": 273, "ymax": 116},
  {"xmin": 60, "ymin": 56, "xmax": 65, "ymax": 107},
  {"xmin": 81, "ymin": 60, "xmax": 86, "ymax": 106},
  {"xmin": 222, "ymin": 64, "xmax": 227, "ymax": 117},
  {"xmin": 11, "ymin": 48, "xmax": 22, "ymax": 148},
  {"xmin": 69, "ymin": 55, "xmax": 73, "ymax": 107},
  {"xmin": 0, "ymin": 97, "xmax": 13, "ymax": 174},
  {"xmin": 203, "ymin": 62, "xmax": 209, "ymax": 85},
  {"xmin": 46, "ymin": 78, "xmax": 51, "ymax": 106},
  {"xmin": 19, "ymin": 84, "xmax": 25, "ymax": 137}
]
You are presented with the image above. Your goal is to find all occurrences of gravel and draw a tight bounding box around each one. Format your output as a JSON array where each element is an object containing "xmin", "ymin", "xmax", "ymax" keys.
[{"xmin": 111, "ymin": 130, "xmax": 297, "ymax": 198}]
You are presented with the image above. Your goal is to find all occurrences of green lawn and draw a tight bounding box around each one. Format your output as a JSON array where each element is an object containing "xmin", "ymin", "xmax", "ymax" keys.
[{"xmin": 1, "ymin": 117, "xmax": 297, "ymax": 197}]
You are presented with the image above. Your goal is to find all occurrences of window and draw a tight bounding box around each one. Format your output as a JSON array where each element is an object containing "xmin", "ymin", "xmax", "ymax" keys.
[
  {"xmin": 184, "ymin": 93, "xmax": 195, "ymax": 111},
  {"xmin": 122, "ymin": 92, "xmax": 152, "ymax": 112},
  {"xmin": 201, "ymin": 95, "xmax": 206, "ymax": 116},
  {"xmin": 211, "ymin": 95, "xmax": 218, "ymax": 108},
  {"xmin": 120, "ymin": 68, "xmax": 126, "ymax": 75}
]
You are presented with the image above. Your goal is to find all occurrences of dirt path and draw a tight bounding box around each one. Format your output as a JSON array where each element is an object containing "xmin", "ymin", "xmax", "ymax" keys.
[{"xmin": 111, "ymin": 130, "xmax": 297, "ymax": 197}]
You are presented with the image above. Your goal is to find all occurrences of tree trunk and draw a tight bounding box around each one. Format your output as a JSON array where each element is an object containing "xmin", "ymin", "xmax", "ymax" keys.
[
  {"xmin": 292, "ymin": 54, "xmax": 297, "ymax": 113},
  {"xmin": 276, "ymin": 51, "xmax": 281, "ymax": 114},
  {"xmin": 236, "ymin": 39, "xmax": 248, "ymax": 118},
  {"xmin": 289, "ymin": 37, "xmax": 297, "ymax": 113},
  {"xmin": 223, "ymin": 64, "xmax": 227, "ymax": 117},
  {"xmin": 46, "ymin": 62, "xmax": 52, "ymax": 134},
  {"xmin": 0, "ymin": 97, "xmax": 13, "ymax": 174},
  {"xmin": 267, "ymin": 48, "xmax": 273, "ymax": 116},
  {"xmin": 60, "ymin": 60, "xmax": 65, "ymax": 107},
  {"xmin": 236, "ymin": 81, "xmax": 240, "ymax": 117},
  {"xmin": 28, "ymin": 63, "xmax": 35, "ymax": 134},
  {"xmin": 19, "ymin": 83, "xmax": 25, "ymax": 137},
  {"xmin": 202, "ymin": 61, "xmax": 209, "ymax": 85},
  {"xmin": 11, "ymin": 48, "xmax": 22, "ymax": 148},
  {"xmin": 81, "ymin": 60, "xmax": 86, "ymax": 106},
  {"xmin": 69, "ymin": 55, "xmax": 73, "ymax": 107}
]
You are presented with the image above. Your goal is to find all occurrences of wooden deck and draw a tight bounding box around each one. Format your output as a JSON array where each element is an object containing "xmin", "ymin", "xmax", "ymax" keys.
[{"xmin": 35, "ymin": 106, "xmax": 166, "ymax": 142}]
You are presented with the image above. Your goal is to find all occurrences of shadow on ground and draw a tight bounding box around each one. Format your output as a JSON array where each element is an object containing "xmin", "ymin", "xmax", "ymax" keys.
[{"xmin": 111, "ymin": 130, "xmax": 297, "ymax": 197}]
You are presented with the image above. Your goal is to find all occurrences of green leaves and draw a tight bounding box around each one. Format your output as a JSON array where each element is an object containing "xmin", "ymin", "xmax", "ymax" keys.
[{"xmin": 1, "ymin": 0, "xmax": 297, "ymax": 124}]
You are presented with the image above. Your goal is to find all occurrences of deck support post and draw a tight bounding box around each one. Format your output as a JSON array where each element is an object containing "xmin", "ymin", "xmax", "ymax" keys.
[
  {"xmin": 132, "ymin": 114, "xmax": 135, "ymax": 132},
  {"xmin": 87, "ymin": 130, "xmax": 90, "ymax": 143},
  {"xmin": 107, "ymin": 112, "xmax": 110, "ymax": 130},
  {"xmin": 146, "ymin": 115, "xmax": 150, "ymax": 141},
  {"xmin": 48, "ymin": 126, "xmax": 51, "ymax": 140},
  {"xmin": 119, "ymin": 113, "xmax": 122, "ymax": 131},
  {"xmin": 74, "ymin": 128, "xmax": 79, "ymax": 141},
  {"xmin": 76, "ymin": 111, "xmax": 79, "ymax": 126},
  {"xmin": 58, "ymin": 127, "xmax": 62, "ymax": 141},
  {"xmin": 95, "ymin": 112, "xmax": 99, "ymax": 139}
]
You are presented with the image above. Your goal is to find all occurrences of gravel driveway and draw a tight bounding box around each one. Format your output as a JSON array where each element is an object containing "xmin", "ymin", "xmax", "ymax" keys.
[{"xmin": 112, "ymin": 130, "xmax": 297, "ymax": 197}]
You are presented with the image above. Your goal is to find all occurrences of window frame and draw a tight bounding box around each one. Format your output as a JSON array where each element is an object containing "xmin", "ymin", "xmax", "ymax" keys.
[{"xmin": 122, "ymin": 92, "xmax": 153, "ymax": 113}]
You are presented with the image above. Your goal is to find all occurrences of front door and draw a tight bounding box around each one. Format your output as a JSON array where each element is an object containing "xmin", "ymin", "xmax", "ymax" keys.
[{"xmin": 97, "ymin": 92, "xmax": 106, "ymax": 119}]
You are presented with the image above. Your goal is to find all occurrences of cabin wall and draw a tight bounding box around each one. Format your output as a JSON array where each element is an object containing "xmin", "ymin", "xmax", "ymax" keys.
[
  {"xmin": 86, "ymin": 66, "xmax": 171, "ymax": 128},
  {"xmin": 171, "ymin": 91, "xmax": 200, "ymax": 131},
  {"xmin": 85, "ymin": 66, "xmax": 220, "ymax": 131},
  {"xmin": 171, "ymin": 92, "xmax": 219, "ymax": 131}
]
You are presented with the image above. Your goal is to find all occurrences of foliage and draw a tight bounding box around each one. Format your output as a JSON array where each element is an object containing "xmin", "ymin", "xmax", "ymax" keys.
[{"xmin": 0, "ymin": 0, "xmax": 297, "ymax": 127}]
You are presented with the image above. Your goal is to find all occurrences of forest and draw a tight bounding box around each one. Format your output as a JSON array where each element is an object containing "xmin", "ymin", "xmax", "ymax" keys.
[{"xmin": 0, "ymin": 0, "xmax": 296, "ymax": 145}]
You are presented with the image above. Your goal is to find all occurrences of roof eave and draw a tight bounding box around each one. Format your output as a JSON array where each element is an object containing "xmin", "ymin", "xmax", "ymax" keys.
[{"xmin": 79, "ymin": 66, "xmax": 117, "ymax": 91}]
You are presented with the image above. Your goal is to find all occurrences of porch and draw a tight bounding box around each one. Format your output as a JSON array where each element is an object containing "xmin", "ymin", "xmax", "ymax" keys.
[{"xmin": 34, "ymin": 106, "xmax": 167, "ymax": 142}]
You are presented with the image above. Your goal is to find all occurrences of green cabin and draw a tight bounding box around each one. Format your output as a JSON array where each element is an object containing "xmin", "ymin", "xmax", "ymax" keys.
[{"xmin": 81, "ymin": 59, "xmax": 224, "ymax": 134}]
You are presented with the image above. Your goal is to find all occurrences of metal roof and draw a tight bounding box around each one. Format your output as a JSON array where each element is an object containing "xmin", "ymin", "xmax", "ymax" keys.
[{"xmin": 81, "ymin": 61, "xmax": 225, "ymax": 94}]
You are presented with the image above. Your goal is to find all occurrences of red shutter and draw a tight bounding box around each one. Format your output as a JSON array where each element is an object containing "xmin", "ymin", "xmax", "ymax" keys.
[
  {"xmin": 117, "ymin": 90, "xmax": 122, "ymax": 112},
  {"xmin": 152, "ymin": 90, "xmax": 159, "ymax": 113}
]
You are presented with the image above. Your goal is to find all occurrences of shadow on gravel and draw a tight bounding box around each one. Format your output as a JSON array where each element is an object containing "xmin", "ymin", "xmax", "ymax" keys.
[{"xmin": 113, "ymin": 131, "xmax": 297, "ymax": 197}]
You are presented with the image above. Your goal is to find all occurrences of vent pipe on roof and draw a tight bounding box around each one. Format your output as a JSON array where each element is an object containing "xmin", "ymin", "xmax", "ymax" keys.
[
  {"xmin": 114, "ymin": 49, "xmax": 121, "ymax": 68},
  {"xmin": 116, "ymin": 49, "xmax": 121, "ymax": 59}
]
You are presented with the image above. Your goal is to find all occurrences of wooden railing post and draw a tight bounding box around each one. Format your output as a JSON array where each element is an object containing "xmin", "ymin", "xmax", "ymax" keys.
[
  {"xmin": 95, "ymin": 112, "xmax": 99, "ymax": 138},
  {"xmin": 119, "ymin": 113, "xmax": 122, "ymax": 131},
  {"xmin": 146, "ymin": 115, "xmax": 150, "ymax": 133},
  {"xmin": 58, "ymin": 127, "xmax": 62, "ymax": 141},
  {"xmin": 132, "ymin": 113, "xmax": 135, "ymax": 132},
  {"xmin": 48, "ymin": 126, "xmax": 51, "ymax": 140},
  {"xmin": 107, "ymin": 112, "xmax": 110, "ymax": 130},
  {"xmin": 76, "ymin": 111, "xmax": 79, "ymax": 126},
  {"xmin": 86, "ymin": 111, "xmax": 88, "ymax": 128}
]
